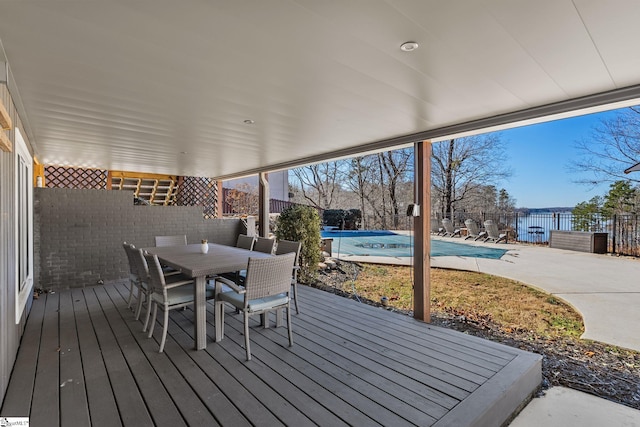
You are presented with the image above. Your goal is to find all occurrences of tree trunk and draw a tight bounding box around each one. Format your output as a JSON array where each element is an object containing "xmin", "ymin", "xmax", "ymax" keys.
[{"xmin": 445, "ymin": 139, "xmax": 455, "ymax": 219}]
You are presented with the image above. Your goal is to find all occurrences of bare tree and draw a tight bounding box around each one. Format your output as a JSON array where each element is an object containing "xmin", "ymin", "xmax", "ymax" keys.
[
  {"xmin": 378, "ymin": 149, "xmax": 413, "ymax": 228},
  {"xmin": 431, "ymin": 135, "xmax": 512, "ymax": 219},
  {"xmin": 341, "ymin": 155, "xmax": 388, "ymax": 228},
  {"xmin": 456, "ymin": 184, "xmax": 497, "ymax": 218},
  {"xmin": 344, "ymin": 156, "xmax": 373, "ymax": 229},
  {"xmin": 571, "ymin": 107, "xmax": 640, "ymax": 185},
  {"xmin": 287, "ymin": 147, "xmax": 415, "ymax": 230},
  {"xmin": 291, "ymin": 162, "xmax": 343, "ymax": 209}
]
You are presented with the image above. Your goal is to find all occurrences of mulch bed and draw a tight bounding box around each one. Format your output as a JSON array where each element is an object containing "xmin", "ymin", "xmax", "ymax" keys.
[{"xmin": 313, "ymin": 264, "xmax": 640, "ymax": 410}]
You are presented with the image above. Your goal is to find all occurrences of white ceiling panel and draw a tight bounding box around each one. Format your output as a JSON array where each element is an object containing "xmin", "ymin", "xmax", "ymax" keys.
[{"xmin": 0, "ymin": 0, "xmax": 639, "ymax": 178}]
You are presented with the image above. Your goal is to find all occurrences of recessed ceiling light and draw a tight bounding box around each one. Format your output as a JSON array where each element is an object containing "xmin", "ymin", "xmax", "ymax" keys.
[
  {"xmin": 400, "ymin": 41, "xmax": 419, "ymax": 52},
  {"xmin": 243, "ymin": 119, "xmax": 255, "ymax": 124}
]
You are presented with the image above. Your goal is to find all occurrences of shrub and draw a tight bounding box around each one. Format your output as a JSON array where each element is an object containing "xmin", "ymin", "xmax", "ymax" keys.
[{"xmin": 275, "ymin": 205, "xmax": 322, "ymax": 283}]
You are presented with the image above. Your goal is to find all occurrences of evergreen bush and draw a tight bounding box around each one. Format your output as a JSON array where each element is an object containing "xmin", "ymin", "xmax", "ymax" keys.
[{"xmin": 275, "ymin": 205, "xmax": 322, "ymax": 283}]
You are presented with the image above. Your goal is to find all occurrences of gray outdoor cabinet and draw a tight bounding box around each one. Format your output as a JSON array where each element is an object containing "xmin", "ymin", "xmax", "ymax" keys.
[{"xmin": 549, "ymin": 230, "xmax": 608, "ymax": 254}]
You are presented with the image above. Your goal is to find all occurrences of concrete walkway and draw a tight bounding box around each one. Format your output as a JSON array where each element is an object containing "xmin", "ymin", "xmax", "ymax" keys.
[
  {"xmin": 510, "ymin": 386, "xmax": 640, "ymax": 427},
  {"xmin": 334, "ymin": 237, "xmax": 640, "ymax": 425}
]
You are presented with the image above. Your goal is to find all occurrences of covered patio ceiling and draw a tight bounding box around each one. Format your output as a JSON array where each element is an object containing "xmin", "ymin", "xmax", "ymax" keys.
[{"xmin": 1, "ymin": 1, "xmax": 640, "ymax": 179}]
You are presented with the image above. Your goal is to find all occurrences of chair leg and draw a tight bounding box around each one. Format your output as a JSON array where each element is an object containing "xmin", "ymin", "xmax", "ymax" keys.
[
  {"xmin": 147, "ymin": 303, "xmax": 158, "ymax": 338},
  {"xmin": 159, "ymin": 310, "xmax": 169, "ymax": 353},
  {"xmin": 143, "ymin": 294, "xmax": 153, "ymax": 332},
  {"xmin": 127, "ymin": 280, "xmax": 135, "ymax": 309},
  {"xmin": 287, "ymin": 305, "xmax": 293, "ymax": 347},
  {"xmin": 244, "ymin": 312, "xmax": 251, "ymax": 361},
  {"xmin": 293, "ymin": 283, "xmax": 300, "ymax": 314},
  {"xmin": 134, "ymin": 286, "xmax": 144, "ymax": 320},
  {"xmin": 215, "ymin": 301, "xmax": 225, "ymax": 341}
]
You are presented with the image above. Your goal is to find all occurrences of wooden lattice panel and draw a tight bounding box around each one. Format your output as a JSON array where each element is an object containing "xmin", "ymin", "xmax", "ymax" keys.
[
  {"xmin": 110, "ymin": 173, "xmax": 178, "ymax": 206},
  {"xmin": 176, "ymin": 176, "xmax": 218, "ymax": 219},
  {"xmin": 45, "ymin": 166, "xmax": 107, "ymax": 189}
]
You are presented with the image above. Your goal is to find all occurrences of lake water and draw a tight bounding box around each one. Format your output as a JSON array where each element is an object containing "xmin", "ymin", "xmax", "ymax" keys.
[{"xmin": 511, "ymin": 211, "xmax": 574, "ymax": 243}]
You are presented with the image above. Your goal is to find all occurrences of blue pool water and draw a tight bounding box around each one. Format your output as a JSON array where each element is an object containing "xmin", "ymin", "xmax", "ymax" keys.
[{"xmin": 321, "ymin": 230, "xmax": 507, "ymax": 259}]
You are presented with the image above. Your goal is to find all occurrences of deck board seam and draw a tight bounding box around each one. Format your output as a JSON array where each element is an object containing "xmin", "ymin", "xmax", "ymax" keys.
[
  {"xmin": 196, "ymin": 306, "xmax": 396, "ymax": 427},
  {"xmin": 300, "ymin": 292, "xmax": 509, "ymax": 372},
  {"xmin": 83, "ymin": 287, "xmax": 156, "ymax": 426},
  {"xmin": 105, "ymin": 282, "xmax": 225, "ymax": 426},
  {"xmin": 207, "ymin": 304, "xmax": 436, "ymax": 426},
  {"xmin": 301, "ymin": 286, "xmax": 519, "ymax": 360},
  {"xmin": 0, "ymin": 291, "xmax": 47, "ymax": 417},
  {"xmin": 70, "ymin": 288, "xmax": 123, "ymax": 427},
  {"xmin": 93, "ymin": 285, "xmax": 191, "ymax": 426},
  {"xmin": 168, "ymin": 308, "xmax": 301, "ymax": 427},
  {"xmin": 289, "ymin": 313, "xmax": 472, "ymax": 402},
  {"xmin": 295, "ymin": 299, "xmax": 497, "ymax": 382},
  {"xmin": 300, "ymin": 285, "xmax": 520, "ymax": 361}
]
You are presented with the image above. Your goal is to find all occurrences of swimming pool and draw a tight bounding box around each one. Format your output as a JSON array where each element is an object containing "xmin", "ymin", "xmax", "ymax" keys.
[{"xmin": 321, "ymin": 230, "xmax": 507, "ymax": 259}]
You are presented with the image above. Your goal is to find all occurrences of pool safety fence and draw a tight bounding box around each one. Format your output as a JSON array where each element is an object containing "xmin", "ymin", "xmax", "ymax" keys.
[{"xmin": 430, "ymin": 212, "xmax": 640, "ymax": 257}]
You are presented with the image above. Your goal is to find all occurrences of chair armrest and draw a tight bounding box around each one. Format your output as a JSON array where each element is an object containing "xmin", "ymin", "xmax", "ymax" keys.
[
  {"xmin": 215, "ymin": 276, "xmax": 246, "ymax": 294},
  {"xmin": 163, "ymin": 270, "xmax": 182, "ymax": 277},
  {"xmin": 165, "ymin": 279, "xmax": 194, "ymax": 289}
]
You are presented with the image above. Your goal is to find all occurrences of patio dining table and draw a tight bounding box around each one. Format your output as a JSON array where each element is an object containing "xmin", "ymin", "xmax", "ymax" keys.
[{"xmin": 144, "ymin": 242, "xmax": 272, "ymax": 350}]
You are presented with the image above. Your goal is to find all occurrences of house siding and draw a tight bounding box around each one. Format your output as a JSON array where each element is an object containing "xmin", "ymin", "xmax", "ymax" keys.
[{"xmin": 34, "ymin": 188, "xmax": 245, "ymax": 290}]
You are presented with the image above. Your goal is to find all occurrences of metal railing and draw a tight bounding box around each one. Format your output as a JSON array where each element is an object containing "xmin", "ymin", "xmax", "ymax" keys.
[
  {"xmin": 354, "ymin": 211, "xmax": 640, "ymax": 256},
  {"xmin": 428, "ymin": 212, "xmax": 640, "ymax": 256}
]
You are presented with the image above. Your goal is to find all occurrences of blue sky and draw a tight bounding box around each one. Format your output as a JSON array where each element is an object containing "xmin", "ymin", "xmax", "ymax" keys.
[{"xmin": 496, "ymin": 110, "xmax": 621, "ymax": 208}]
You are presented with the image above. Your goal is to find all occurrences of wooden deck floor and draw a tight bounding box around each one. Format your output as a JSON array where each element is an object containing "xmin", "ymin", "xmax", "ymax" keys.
[{"xmin": 1, "ymin": 282, "xmax": 541, "ymax": 426}]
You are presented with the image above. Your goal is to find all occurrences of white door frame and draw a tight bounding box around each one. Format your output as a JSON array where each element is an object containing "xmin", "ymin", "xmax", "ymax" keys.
[{"xmin": 15, "ymin": 128, "xmax": 34, "ymax": 324}]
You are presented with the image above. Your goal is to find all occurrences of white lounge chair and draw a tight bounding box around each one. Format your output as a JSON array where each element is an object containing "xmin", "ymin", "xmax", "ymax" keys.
[
  {"xmin": 483, "ymin": 220, "xmax": 507, "ymax": 243},
  {"xmin": 441, "ymin": 218, "xmax": 461, "ymax": 237},
  {"xmin": 464, "ymin": 219, "xmax": 487, "ymax": 241}
]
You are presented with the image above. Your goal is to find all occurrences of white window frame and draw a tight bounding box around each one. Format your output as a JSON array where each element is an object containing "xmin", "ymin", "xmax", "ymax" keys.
[{"xmin": 15, "ymin": 128, "xmax": 34, "ymax": 324}]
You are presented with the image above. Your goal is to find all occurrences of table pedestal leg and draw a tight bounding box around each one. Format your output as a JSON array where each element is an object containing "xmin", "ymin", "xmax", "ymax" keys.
[{"xmin": 194, "ymin": 276, "xmax": 207, "ymax": 350}]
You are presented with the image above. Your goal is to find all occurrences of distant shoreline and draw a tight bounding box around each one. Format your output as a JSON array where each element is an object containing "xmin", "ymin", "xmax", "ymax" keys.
[{"xmin": 516, "ymin": 207, "xmax": 572, "ymax": 214}]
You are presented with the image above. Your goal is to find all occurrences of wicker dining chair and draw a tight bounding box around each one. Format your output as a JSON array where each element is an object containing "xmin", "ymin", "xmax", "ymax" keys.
[
  {"xmin": 143, "ymin": 251, "xmax": 215, "ymax": 353},
  {"xmin": 253, "ymin": 236, "xmax": 275, "ymax": 254},
  {"xmin": 214, "ymin": 253, "xmax": 296, "ymax": 361},
  {"xmin": 235, "ymin": 234, "xmax": 255, "ymax": 250},
  {"xmin": 122, "ymin": 242, "xmax": 146, "ymax": 318},
  {"xmin": 128, "ymin": 246, "xmax": 188, "ymax": 331},
  {"xmin": 155, "ymin": 234, "xmax": 187, "ymax": 247},
  {"xmin": 224, "ymin": 234, "xmax": 261, "ymax": 286},
  {"xmin": 275, "ymin": 239, "xmax": 302, "ymax": 314}
]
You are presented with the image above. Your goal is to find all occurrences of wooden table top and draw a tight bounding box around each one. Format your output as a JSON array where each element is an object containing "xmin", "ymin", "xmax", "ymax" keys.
[{"xmin": 145, "ymin": 243, "xmax": 272, "ymax": 277}]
